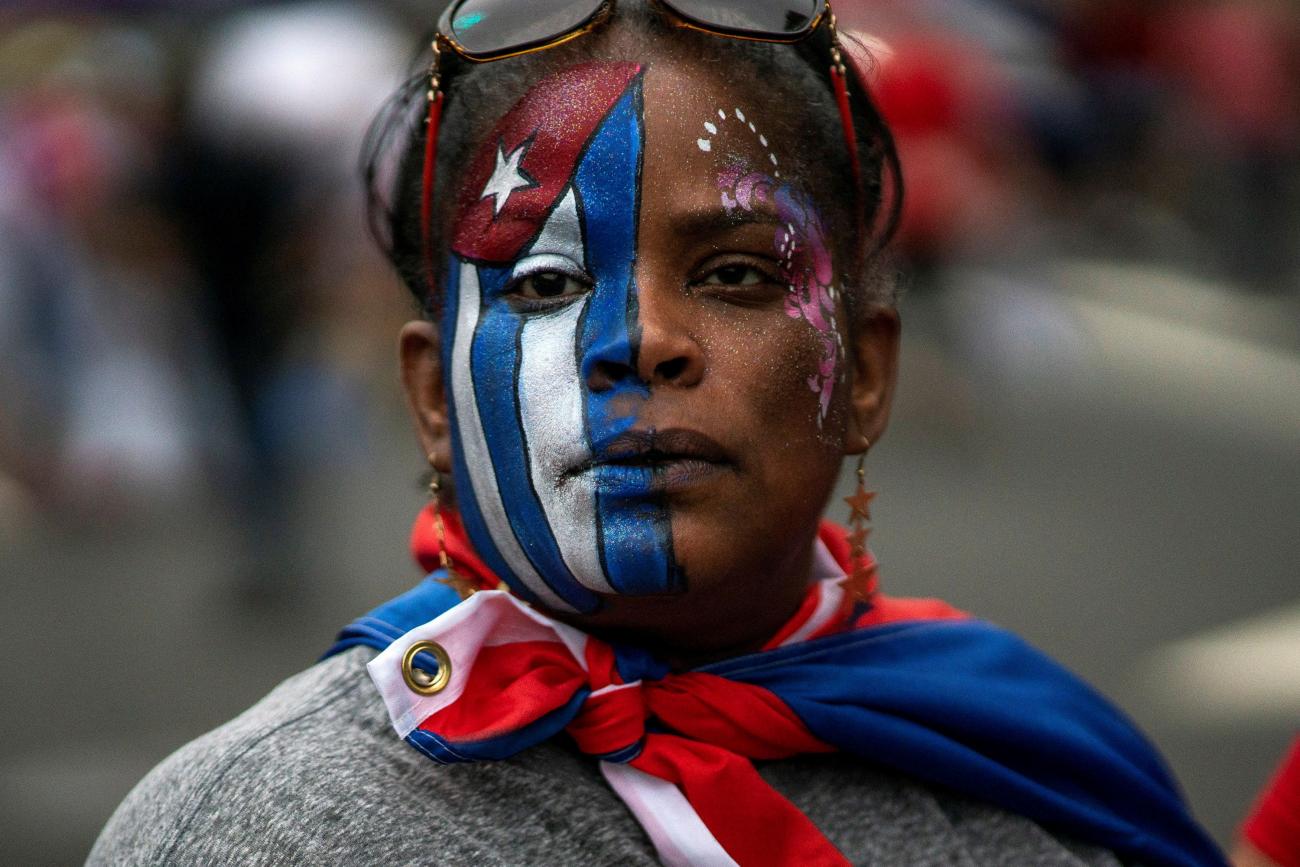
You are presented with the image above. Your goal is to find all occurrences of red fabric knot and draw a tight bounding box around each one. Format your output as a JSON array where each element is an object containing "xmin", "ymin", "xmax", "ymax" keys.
[
  {"xmin": 393, "ymin": 585, "xmax": 865, "ymax": 865},
  {"xmin": 562, "ymin": 660, "xmax": 850, "ymax": 864},
  {"xmin": 566, "ymin": 640, "xmax": 848, "ymax": 865},
  {"xmin": 567, "ymin": 681, "xmax": 648, "ymax": 759}
]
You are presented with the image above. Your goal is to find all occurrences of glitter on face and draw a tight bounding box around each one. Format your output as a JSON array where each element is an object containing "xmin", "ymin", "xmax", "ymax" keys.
[
  {"xmin": 441, "ymin": 62, "xmax": 683, "ymax": 612},
  {"xmin": 696, "ymin": 107, "xmax": 842, "ymax": 424}
]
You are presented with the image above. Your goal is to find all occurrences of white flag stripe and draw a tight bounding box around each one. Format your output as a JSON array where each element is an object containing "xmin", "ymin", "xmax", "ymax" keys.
[
  {"xmin": 368, "ymin": 592, "xmax": 589, "ymax": 739},
  {"xmin": 777, "ymin": 541, "xmax": 848, "ymax": 647},
  {"xmin": 451, "ymin": 264, "xmax": 575, "ymax": 613},
  {"xmin": 518, "ymin": 300, "xmax": 612, "ymax": 593},
  {"xmin": 601, "ymin": 761, "xmax": 739, "ymax": 867}
]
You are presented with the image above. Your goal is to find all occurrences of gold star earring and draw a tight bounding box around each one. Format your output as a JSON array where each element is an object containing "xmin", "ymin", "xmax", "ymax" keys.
[
  {"xmin": 841, "ymin": 441, "xmax": 877, "ymax": 602},
  {"xmin": 428, "ymin": 452, "xmax": 475, "ymax": 600}
]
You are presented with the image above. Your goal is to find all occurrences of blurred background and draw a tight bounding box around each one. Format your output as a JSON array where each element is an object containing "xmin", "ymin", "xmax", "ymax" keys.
[{"xmin": 0, "ymin": 0, "xmax": 1296, "ymax": 863}]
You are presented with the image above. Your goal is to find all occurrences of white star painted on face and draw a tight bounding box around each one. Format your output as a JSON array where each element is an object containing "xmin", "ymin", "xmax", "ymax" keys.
[{"xmin": 480, "ymin": 139, "xmax": 537, "ymax": 216}]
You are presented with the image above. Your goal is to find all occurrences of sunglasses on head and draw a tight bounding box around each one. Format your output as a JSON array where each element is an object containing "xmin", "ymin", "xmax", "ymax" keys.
[
  {"xmin": 438, "ymin": 0, "xmax": 831, "ymax": 59},
  {"xmin": 419, "ymin": 0, "xmax": 861, "ymax": 285}
]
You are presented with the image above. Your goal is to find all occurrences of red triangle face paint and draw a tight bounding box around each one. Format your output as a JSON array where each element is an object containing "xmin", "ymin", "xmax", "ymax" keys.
[{"xmin": 451, "ymin": 62, "xmax": 643, "ymax": 264}]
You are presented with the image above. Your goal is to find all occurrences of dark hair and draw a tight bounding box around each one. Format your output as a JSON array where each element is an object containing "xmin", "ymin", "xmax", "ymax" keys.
[{"xmin": 363, "ymin": 2, "xmax": 902, "ymax": 323}]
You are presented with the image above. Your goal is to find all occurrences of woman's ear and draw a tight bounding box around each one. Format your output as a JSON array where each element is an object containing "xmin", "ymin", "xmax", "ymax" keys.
[
  {"xmin": 842, "ymin": 305, "xmax": 900, "ymax": 455},
  {"xmin": 399, "ymin": 320, "xmax": 453, "ymax": 474}
]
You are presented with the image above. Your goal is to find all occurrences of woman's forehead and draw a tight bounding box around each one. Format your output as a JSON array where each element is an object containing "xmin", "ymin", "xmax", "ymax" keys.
[
  {"xmin": 642, "ymin": 59, "xmax": 794, "ymax": 219},
  {"xmin": 449, "ymin": 59, "xmax": 801, "ymax": 260}
]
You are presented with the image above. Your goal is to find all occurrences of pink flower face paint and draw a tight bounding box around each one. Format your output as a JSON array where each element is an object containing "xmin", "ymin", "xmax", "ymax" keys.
[{"xmin": 699, "ymin": 108, "xmax": 842, "ymax": 425}]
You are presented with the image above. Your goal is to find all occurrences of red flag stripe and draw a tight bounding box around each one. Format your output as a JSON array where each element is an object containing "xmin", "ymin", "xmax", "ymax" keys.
[{"xmin": 632, "ymin": 734, "xmax": 849, "ymax": 866}]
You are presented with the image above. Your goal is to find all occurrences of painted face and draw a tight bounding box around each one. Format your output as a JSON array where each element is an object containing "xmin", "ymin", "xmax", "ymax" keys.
[
  {"xmin": 443, "ymin": 60, "xmax": 850, "ymax": 618},
  {"xmin": 444, "ymin": 63, "xmax": 679, "ymax": 613}
]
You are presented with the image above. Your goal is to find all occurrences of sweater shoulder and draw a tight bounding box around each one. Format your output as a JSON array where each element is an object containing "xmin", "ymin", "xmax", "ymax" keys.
[
  {"xmin": 87, "ymin": 647, "xmax": 656, "ymax": 866},
  {"xmin": 87, "ymin": 649, "xmax": 484, "ymax": 866}
]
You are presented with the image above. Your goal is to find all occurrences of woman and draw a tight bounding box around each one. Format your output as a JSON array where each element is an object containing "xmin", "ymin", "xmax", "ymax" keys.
[{"xmin": 90, "ymin": 2, "xmax": 1225, "ymax": 864}]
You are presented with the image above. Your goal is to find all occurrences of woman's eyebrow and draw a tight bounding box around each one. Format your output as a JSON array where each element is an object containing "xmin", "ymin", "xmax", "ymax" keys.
[{"xmin": 668, "ymin": 207, "xmax": 784, "ymax": 240}]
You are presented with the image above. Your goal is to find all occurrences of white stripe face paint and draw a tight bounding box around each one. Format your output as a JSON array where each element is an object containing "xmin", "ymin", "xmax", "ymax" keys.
[
  {"xmin": 517, "ymin": 189, "xmax": 613, "ymax": 594},
  {"xmin": 530, "ymin": 186, "xmax": 584, "ymax": 259},
  {"xmin": 442, "ymin": 71, "xmax": 678, "ymax": 608},
  {"xmin": 519, "ymin": 300, "xmax": 613, "ymax": 593},
  {"xmin": 449, "ymin": 264, "xmax": 575, "ymax": 613}
]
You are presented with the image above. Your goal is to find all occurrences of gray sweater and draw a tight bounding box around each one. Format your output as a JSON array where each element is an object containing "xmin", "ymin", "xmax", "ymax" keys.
[{"xmin": 89, "ymin": 646, "xmax": 1126, "ymax": 866}]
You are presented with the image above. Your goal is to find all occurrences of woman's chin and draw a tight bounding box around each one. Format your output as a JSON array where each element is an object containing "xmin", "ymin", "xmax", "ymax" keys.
[{"xmin": 545, "ymin": 523, "xmax": 812, "ymax": 663}]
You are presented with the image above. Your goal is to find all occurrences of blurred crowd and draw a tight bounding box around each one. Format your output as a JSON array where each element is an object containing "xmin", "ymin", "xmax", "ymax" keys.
[
  {"xmin": 0, "ymin": 1, "xmax": 418, "ymax": 554},
  {"xmin": 0, "ymin": 0, "xmax": 1297, "ymax": 531},
  {"xmin": 858, "ymin": 0, "xmax": 1299, "ymax": 279}
]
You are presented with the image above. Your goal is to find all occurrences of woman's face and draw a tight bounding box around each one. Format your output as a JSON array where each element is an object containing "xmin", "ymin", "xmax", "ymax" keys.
[{"xmin": 406, "ymin": 55, "xmax": 897, "ymax": 653}]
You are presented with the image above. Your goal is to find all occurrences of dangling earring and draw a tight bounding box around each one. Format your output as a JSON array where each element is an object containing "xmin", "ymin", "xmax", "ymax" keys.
[
  {"xmin": 841, "ymin": 442, "xmax": 876, "ymax": 602},
  {"xmin": 428, "ymin": 452, "xmax": 475, "ymax": 600}
]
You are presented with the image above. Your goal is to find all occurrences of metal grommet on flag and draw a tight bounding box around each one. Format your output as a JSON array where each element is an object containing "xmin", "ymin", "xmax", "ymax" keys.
[{"xmin": 401, "ymin": 640, "xmax": 452, "ymax": 696}]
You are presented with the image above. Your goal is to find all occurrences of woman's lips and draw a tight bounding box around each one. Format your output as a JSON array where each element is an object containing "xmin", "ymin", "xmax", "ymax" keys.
[
  {"xmin": 566, "ymin": 428, "xmax": 734, "ymax": 495},
  {"xmin": 589, "ymin": 457, "xmax": 726, "ymax": 494}
]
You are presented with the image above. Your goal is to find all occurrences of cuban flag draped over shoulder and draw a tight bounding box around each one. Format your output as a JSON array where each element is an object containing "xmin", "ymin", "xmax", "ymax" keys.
[{"xmin": 328, "ymin": 513, "xmax": 1226, "ymax": 867}]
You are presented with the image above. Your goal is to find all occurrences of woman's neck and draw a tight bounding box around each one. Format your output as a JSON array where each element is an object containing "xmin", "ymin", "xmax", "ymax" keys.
[{"xmin": 548, "ymin": 536, "xmax": 817, "ymax": 671}]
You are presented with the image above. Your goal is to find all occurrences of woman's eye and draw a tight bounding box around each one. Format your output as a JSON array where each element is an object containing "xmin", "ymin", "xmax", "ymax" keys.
[
  {"xmin": 691, "ymin": 259, "xmax": 786, "ymax": 307},
  {"xmin": 513, "ymin": 271, "xmax": 586, "ymax": 300},
  {"xmin": 700, "ymin": 265, "xmax": 771, "ymax": 286}
]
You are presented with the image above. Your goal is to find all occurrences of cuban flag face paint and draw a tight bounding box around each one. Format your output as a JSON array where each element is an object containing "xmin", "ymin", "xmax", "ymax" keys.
[{"xmin": 443, "ymin": 63, "xmax": 682, "ymax": 614}]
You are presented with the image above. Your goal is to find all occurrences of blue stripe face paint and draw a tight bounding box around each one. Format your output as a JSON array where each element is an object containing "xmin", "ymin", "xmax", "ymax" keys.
[
  {"xmin": 441, "ymin": 63, "xmax": 683, "ymax": 613},
  {"xmin": 573, "ymin": 79, "xmax": 679, "ymax": 597}
]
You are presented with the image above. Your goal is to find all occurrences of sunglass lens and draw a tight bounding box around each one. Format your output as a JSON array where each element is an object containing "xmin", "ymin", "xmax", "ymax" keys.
[
  {"xmin": 446, "ymin": 0, "xmax": 607, "ymax": 57},
  {"xmin": 663, "ymin": 0, "xmax": 825, "ymax": 38}
]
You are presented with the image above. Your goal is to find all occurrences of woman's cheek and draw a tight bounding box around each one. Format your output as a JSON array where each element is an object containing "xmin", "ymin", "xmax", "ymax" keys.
[
  {"xmin": 766, "ymin": 313, "xmax": 853, "ymax": 452},
  {"xmin": 700, "ymin": 307, "xmax": 839, "ymax": 441}
]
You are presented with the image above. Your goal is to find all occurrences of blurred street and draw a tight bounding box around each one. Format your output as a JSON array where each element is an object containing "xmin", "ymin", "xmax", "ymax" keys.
[{"xmin": 2, "ymin": 1, "xmax": 1298, "ymax": 864}]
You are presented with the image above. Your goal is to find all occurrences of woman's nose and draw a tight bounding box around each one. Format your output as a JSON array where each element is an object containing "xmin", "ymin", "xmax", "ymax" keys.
[
  {"xmin": 582, "ymin": 280, "xmax": 704, "ymax": 392},
  {"xmin": 635, "ymin": 288, "xmax": 705, "ymax": 388}
]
